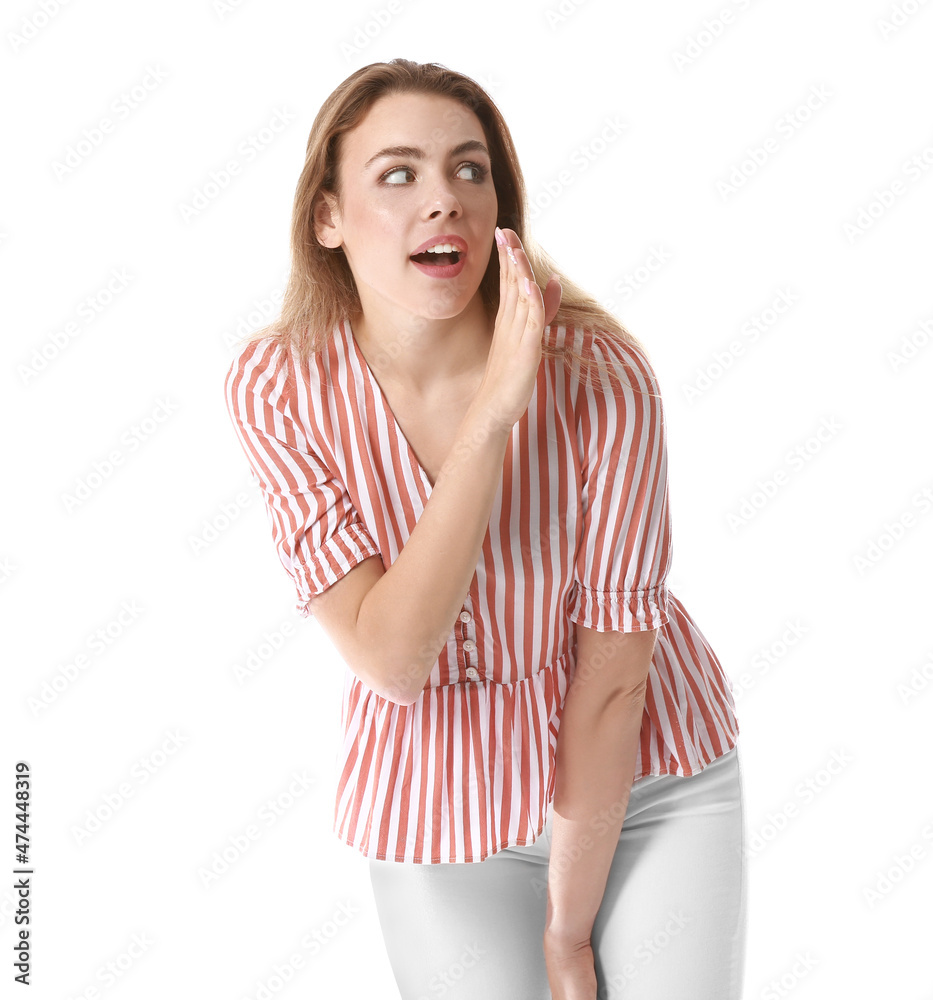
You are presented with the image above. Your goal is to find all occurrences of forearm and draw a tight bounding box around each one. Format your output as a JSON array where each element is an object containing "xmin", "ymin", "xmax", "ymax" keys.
[
  {"xmin": 357, "ymin": 399, "xmax": 511, "ymax": 704},
  {"xmin": 545, "ymin": 671, "xmax": 648, "ymax": 940}
]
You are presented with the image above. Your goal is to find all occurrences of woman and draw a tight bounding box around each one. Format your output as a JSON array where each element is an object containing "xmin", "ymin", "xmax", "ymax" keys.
[{"xmin": 225, "ymin": 58, "xmax": 746, "ymax": 1000}]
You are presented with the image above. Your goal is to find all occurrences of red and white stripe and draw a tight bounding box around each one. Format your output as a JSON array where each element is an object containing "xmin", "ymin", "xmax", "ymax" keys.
[{"xmin": 225, "ymin": 320, "xmax": 740, "ymax": 864}]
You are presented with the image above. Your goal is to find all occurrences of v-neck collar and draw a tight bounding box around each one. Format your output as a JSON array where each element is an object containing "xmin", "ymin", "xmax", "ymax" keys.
[{"xmin": 344, "ymin": 317, "xmax": 435, "ymax": 498}]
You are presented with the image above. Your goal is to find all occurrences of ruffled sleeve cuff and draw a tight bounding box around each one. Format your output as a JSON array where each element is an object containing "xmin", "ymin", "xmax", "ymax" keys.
[
  {"xmin": 567, "ymin": 584, "xmax": 670, "ymax": 633},
  {"xmin": 294, "ymin": 523, "xmax": 382, "ymax": 619}
]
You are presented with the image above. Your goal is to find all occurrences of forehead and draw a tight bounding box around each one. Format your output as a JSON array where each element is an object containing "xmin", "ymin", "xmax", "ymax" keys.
[{"xmin": 341, "ymin": 91, "xmax": 488, "ymax": 170}]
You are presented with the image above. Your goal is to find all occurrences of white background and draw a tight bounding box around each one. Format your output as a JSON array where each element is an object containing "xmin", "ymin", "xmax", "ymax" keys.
[{"xmin": 4, "ymin": 0, "xmax": 932, "ymax": 997}]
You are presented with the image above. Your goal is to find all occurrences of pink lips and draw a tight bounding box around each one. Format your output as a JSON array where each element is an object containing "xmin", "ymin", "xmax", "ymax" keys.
[
  {"xmin": 409, "ymin": 234, "xmax": 469, "ymax": 256},
  {"xmin": 408, "ymin": 234, "xmax": 469, "ymax": 280},
  {"xmin": 409, "ymin": 256, "xmax": 467, "ymax": 279}
]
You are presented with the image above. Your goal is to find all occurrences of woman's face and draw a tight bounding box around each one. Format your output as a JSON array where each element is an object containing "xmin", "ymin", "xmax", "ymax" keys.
[{"xmin": 319, "ymin": 91, "xmax": 499, "ymax": 324}]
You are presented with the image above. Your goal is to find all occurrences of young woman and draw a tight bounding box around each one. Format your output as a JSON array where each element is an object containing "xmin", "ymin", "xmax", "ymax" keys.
[{"xmin": 225, "ymin": 59, "xmax": 746, "ymax": 1000}]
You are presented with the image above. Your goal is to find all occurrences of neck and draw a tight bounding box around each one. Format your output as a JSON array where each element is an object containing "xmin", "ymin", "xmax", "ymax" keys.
[{"xmin": 350, "ymin": 295, "xmax": 493, "ymax": 396}]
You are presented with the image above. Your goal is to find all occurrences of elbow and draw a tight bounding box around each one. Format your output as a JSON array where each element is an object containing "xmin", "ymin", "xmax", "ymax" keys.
[
  {"xmin": 379, "ymin": 686, "xmax": 421, "ymax": 709},
  {"xmin": 353, "ymin": 598, "xmax": 432, "ymax": 707},
  {"xmin": 356, "ymin": 643, "xmax": 428, "ymax": 708},
  {"xmin": 370, "ymin": 660, "xmax": 421, "ymax": 706},
  {"xmin": 370, "ymin": 677, "xmax": 424, "ymax": 709},
  {"xmin": 604, "ymin": 676, "xmax": 648, "ymax": 707}
]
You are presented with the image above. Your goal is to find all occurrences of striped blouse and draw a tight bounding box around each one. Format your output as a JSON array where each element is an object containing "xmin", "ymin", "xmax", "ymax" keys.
[{"xmin": 224, "ymin": 319, "xmax": 740, "ymax": 864}]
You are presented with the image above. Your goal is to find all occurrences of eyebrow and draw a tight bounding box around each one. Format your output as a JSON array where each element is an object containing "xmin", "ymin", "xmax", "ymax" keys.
[{"xmin": 362, "ymin": 139, "xmax": 490, "ymax": 172}]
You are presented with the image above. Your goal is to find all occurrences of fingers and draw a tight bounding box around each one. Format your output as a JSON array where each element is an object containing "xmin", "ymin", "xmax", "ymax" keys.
[
  {"xmin": 495, "ymin": 227, "xmax": 544, "ymax": 336},
  {"xmin": 542, "ymin": 274, "xmax": 562, "ymax": 328},
  {"xmin": 494, "ymin": 226, "xmax": 514, "ymax": 325}
]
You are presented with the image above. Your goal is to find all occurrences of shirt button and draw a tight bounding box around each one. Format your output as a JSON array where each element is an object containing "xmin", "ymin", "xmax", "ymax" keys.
[
  {"xmin": 466, "ymin": 667, "xmax": 479, "ymax": 680},
  {"xmin": 463, "ymin": 639, "xmax": 476, "ymax": 652},
  {"xmin": 459, "ymin": 610, "xmax": 472, "ymax": 623}
]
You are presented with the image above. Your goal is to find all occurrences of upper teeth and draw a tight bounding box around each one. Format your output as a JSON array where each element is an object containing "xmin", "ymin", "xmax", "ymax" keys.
[{"xmin": 425, "ymin": 244, "xmax": 457, "ymax": 253}]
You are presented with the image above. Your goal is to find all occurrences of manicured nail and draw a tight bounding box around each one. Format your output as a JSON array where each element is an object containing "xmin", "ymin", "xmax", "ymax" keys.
[
  {"xmin": 523, "ymin": 277, "xmax": 533, "ymax": 295},
  {"xmin": 495, "ymin": 227, "xmax": 506, "ymax": 246}
]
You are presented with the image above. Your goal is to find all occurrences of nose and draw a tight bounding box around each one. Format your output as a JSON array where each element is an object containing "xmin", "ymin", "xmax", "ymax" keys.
[{"xmin": 423, "ymin": 172, "xmax": 462, "ymax": 219}]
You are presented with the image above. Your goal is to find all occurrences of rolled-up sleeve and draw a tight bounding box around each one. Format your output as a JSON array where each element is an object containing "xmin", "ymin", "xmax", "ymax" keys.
[
  {"xmin": 567, "ymin": 333, "xmax": 671, "ymax": 633},
  {"xmin": 224, "ymin": 339, "xmax": 381, "ymax": 619}
]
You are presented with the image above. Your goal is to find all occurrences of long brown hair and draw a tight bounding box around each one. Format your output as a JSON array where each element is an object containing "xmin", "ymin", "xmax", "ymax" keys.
[{"xmin": 235, "ymin": 58, "xmax": 656, "ymax": 396}]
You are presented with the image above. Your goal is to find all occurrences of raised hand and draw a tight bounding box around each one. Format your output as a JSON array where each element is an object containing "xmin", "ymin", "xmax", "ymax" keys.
[{"xmin": 474, "ymin": 226, "xmax": 562, "ymax": 432}]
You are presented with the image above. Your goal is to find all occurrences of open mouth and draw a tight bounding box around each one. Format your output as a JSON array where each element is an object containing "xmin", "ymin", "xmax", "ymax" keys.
[{"xmin": 410, "ymin": 250, "xmax": 462, "ymax": 266}]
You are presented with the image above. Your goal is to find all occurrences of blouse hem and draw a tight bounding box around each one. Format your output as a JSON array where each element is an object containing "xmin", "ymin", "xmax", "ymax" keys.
[{"xmin": 341, "ymin": 731, "xmax": 740, "ymax": 864}]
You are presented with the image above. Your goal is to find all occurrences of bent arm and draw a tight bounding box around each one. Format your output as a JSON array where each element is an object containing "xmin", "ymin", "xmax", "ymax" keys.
[
  {"xmin": 311, "ymin": 398, "xmax": 512, "ymax": 706},
  {"xmin": 545, "ymin": 624, "xmax": 658, "ymax": 944}
]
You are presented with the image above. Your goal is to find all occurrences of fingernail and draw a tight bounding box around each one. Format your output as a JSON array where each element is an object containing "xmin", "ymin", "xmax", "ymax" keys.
[
  {"xmin": 494, "ymin": 227, "xmax": 506, "ymax": 246},
  {"xmin": 523, "ymin": 277, "xmax": 533, "ymax": 295}
]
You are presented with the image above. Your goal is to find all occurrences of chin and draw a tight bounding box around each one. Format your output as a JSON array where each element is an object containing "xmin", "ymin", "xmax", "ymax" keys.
[
  {"xmin": 404, "ymin": 285, "xmax": 479, "ymax": 321},
  {"xmin": 422, "ymin": 302, "xmax": 477, "ymax": 322}
]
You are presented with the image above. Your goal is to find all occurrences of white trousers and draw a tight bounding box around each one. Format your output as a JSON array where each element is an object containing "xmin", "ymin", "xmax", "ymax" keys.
[{"xmin": 368, "ymin": 744, "xmax": 747, "ymax": 999}]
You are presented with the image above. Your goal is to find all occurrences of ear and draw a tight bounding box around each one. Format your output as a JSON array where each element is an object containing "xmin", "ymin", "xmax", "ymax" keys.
[{"xmin": 313, "ymin": 190, "xmax": 342, "ymax": 249}]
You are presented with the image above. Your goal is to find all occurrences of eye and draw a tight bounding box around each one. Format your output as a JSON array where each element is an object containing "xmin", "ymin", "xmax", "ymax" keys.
[
  {"xmin": 379, "ymin": 162, "xmax": 490, "ymax": 186},
  {"xmin": 381, "ymin": 166, "xmax": 415, "ymax": 185},
  {"xmin": 457, "ymin": 162, "xmax": 488, "ymax": 183}
]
